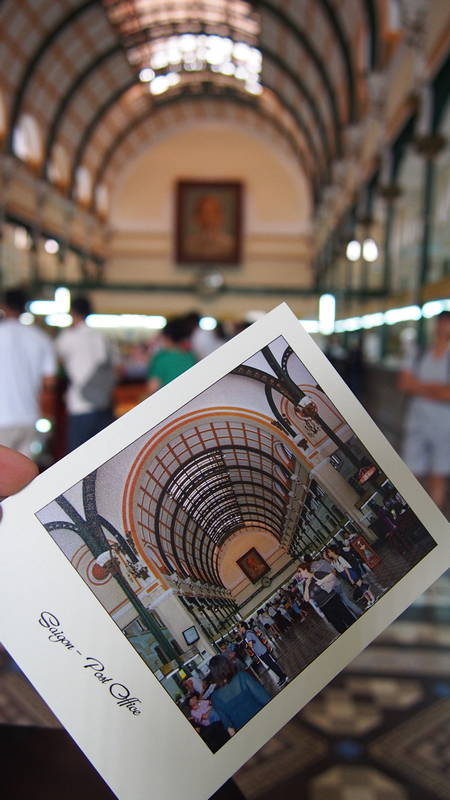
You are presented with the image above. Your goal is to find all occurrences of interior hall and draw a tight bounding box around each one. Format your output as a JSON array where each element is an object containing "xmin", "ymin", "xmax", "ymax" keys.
[{"xmin": 0, "ymin": 2, "xmax": 449, "ymax": 800}]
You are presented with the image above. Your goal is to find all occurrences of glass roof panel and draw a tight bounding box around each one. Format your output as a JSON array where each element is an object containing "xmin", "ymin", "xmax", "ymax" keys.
[
  {"xmin": 103, "ymin": 0, "xmax": 259, "ymax": 42},
  {"xmin": 103, "ymin": 0, "xmax": 261, "ymax": 96}
]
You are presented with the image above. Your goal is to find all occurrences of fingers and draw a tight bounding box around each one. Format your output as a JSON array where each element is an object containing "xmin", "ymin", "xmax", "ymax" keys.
[{"xmin": 0, "ymin": 446, "xmax": 39, "ymax": 498}]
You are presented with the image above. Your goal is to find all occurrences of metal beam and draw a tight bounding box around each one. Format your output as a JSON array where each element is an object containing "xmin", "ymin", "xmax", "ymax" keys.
[
  {"xmin": 126, "ymin": 1, "xmax": 344, "ymax": 144},
  {"xmin": 44, "ymin": 42, "xmax": 331, "ymax": 191},
  {"xmin": 252, "ymin": 0, "xmax": 343, "ymax": 140},
  {"xmin": 36, "ymin": 279, "xmax": 388, "ymax": 299},
  {"xmin": 93, "ymin": 90, "xmax": 312, "ymax": 197},
  {"xmin": 362, "ymin": 0, "xmax": 379, "ymax": 69},
  {"xmin": 7, "ymin": 1, "xmax": 98, "ymax": 151},
  {"xmin": 254, "ymin": 0, "xmax": 357, "ymax": 123},
  {"xmin": 5, "ymin": 211, "xmax": 104, "ymax": 265},
  {"xmin": 42, "ymin": 44, "xmax": 125, "ymax": 177},
  {"xmin": 151, "ymin": 443, "xmax": 290, "ymax": 580}
]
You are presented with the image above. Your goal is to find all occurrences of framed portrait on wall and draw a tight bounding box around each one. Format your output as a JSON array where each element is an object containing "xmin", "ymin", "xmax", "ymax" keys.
[
  {"xmin": 175, "ymin": 180, "xmax": 242, "ymax": 265},
  {"xmin": 236, "ymin": 547, "xmax": 270, "ymax": 584}
]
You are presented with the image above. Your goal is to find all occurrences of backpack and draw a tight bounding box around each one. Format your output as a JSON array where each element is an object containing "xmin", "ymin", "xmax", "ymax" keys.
[{"xmin": 81, "ymin": 357, "xmax": 116, "ymax": 409}]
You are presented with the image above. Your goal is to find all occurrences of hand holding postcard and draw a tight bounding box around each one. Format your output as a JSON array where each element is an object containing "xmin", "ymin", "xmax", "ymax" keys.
[{"xmin": 0, "ymin": 304, "xmax": 449, "ymax": 799}]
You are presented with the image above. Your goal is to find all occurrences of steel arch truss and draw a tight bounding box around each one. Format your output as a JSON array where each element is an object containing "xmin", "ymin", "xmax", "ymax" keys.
[
  {"xmin": 2, "ymin": 0, "xmax": 380, "ymax": 205},
  {"xmin": 130, "ymin": 419, "xmax": 296, "ymax": 588}
]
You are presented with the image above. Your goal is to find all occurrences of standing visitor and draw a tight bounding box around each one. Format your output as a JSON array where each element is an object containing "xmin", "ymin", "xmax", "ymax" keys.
[
  {"xmin": 339, "ymin": 531, "xmax": 385, "ymax": 595},
  {"xmin": 146, "ymin": 317, "xmax": 196, "ymax": 395},
  {"xmin": 323, "ymin": 546, "xmax": 375, "ymax": 609},
  {"xmin": 256, "ymin": 608, "xmax": 280, "ymax": 639},
  {"xmin": 297, "ymin": 563, "xmax": 355, "ymax": 633},
  {"xmin": 399, "ymin": 311, "xmax": 450, "ymax": 510},
  {"xmin": 182, "ymin": 675, "xmax": 205, "ymax": 696},
  {"xmin": 289, "ymin": 583, "xmax": 307, "ymax": 620},
  {"xmin": 56, "ymin": 296, "xmax": 117, "ymax": 452},
  {"xmin": 208, "ymin": 655, "xmax": 271, "ymax": 736},
  {"xmin": 239, "ymin": 622, "xmax": 288, "ymax": 686},
  {"xmin": 300, "ymin": 553, "xmax": 362, "ymax": 619},
  {"xmin": 0, "ymin": 288, "xmax": 56, "ymax": 458},
  {"xmin": 183, "ymin": 311, "xmax": 227, "ymax": 361}
]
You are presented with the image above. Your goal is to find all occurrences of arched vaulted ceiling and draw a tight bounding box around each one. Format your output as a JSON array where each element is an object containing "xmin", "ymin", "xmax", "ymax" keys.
[
  {"xmin": 124, "ymin": 412, "xmax": 307, "ymax": 590},
  {"xmin": 0, "ymin": 0, "xmax": 381, "ymax": 212}
]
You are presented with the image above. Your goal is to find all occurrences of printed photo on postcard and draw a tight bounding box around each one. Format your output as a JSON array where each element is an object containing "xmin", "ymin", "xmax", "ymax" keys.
[{"xmin": 35, "ymin": 332, "xmax": 439, "ymax": 754}]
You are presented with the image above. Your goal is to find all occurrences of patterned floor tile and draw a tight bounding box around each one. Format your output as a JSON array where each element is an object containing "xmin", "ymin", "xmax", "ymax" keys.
[
  {"xmin": 310, "ymin": 766, "xmax": 408, "ymax": 800},
  {"xmin": 369, "ymin": 700, "xmax": 450, "ymax": 800},
  {"xmin": 349, "ymin": 646, "xmax": 450, "ymax": 676},
  {"xmin": 235, "ymin": 720, "xmax": 327, "ymax": 799},
  {"xmin": 301, "ymin": 687, "xmax": 382, "ymax": 735},
  {"xmin": 344, "ymin": 677, "xmax": 423, "ymax": 710}
]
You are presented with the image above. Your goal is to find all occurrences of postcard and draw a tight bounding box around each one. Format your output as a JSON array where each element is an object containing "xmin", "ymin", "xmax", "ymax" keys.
[{"xmin": 0, "ymin": 303, "xmax": 449, "ymax": 799}]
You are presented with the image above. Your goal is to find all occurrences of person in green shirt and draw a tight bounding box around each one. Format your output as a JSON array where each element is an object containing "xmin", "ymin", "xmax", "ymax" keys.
[{"xmin": 146, "ymin": 317, "xmax": 197, "ymax": 395}]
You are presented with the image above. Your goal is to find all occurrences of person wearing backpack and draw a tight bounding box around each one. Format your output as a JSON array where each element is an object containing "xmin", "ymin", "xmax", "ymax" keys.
[
  {"xmin": 399, "ymin": 311, "xmax": 450, "ymax": 511},
  {"xmin": 56, "ymin": 296, "xmax": 118, "ymax": 452}
]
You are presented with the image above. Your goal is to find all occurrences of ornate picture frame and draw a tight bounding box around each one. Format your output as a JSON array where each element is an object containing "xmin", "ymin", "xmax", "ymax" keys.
[
  {"xmin": 175, "ymin": 180, "xmax": 242, "ymax": 265},
  {"xmin": 236, "ymin": 547, "xmax": 271, "ymax": 584}
]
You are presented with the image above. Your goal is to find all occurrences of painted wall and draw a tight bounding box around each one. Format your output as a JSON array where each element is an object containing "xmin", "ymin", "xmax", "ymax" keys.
[{"xmin": 106, "ymin": 121, "xmax": 313, "ymax": 318}]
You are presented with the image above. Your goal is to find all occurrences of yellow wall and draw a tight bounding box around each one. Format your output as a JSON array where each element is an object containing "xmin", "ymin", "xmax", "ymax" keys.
[{"xmin": 106, "ymin": 121, "xmax": 313, "ymax": 318}]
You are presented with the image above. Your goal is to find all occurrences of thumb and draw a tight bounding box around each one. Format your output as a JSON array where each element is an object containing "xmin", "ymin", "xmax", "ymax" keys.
[{"xmin": 0, "ymin": 446, "xmax": 39, "ymax": 499}]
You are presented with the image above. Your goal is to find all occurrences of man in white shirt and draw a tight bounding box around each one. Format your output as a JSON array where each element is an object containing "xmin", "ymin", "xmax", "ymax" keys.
[
  {"xmin": 56, "ymin": 296, "xmax": 116, "ymax": 452},
  {"xmin": 399, "ymin": 311, "xmax": 450, "ymax": 510},
  {"xmin": 0, "ymin": 288, "xmax": 56, "ymax": 458}
]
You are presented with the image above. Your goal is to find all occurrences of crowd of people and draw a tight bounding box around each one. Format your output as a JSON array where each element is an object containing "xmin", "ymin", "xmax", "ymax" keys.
[
  {"xmin": 179, "ymin": 619, "xmax": 288, "ymax": 752},
  {"xmin": 0, "ymin": 289, "xmax": 231, "ymax": 458},
  {"xmin": 179, "ymin": 528, "xmax": 389, "ymax": 752},
  {"xmin": 252, "ymin": 531, "xmax": 385, "ymax": 641},
  {"xmin": 1, "ymin": 288, "xmax": 448, "ymax": 513}
]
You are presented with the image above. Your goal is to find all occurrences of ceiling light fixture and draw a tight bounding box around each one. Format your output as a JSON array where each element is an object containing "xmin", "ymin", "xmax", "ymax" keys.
[{"xmin": 345, "ymin": 240, "xmax": 361, "ymax": 261}]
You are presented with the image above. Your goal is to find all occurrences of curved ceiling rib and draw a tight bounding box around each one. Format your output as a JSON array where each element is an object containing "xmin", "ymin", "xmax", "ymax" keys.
[
  {"xmin": 85, "ymin": 86, "xmax": 312, "ymax": 201},
  {"xmin": 49, "ymin": 40, "xmax": 332, "ymax": 196},
  {"xmin": 92, "ymin": 92, "xmax": 315, "ymax": 202},
  {"xmin": 253, "ymin": 1, "xmax": 343, "ymax": 151},
  {"xmin": 6, "ymin": 0, "xmax": 98, "ymax": 150},
  {"xmin": 141, "ymin": 439, "xmax": 290, "ymax": 586},
  {"xmin": 42, "ymin": 43, "xmax": 124, "ymax": 175},
  {"xmin": 68, "ymin": 76, "xmax": 320, "ymax": 199},
  {"xmin": 253, "ymin": 0, "xmax": 356, "ymax": 124},
  {"xmin": 115, "ymin": 2, "xmax": 343, "ymax": 153},
  {"xmin": 362, "ymin": 0, "xmax": 379, "ymax": 68},
  {"xmin": 2, "ymin": 0, "xmax": 381, "ymax": 210},
  {"xmin": 111, "ymin": 0, "xmax": 351, "ymax": 128}
]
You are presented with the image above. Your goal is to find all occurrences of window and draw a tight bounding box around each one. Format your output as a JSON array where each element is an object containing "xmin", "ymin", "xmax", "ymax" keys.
[
  {"xmin": 95, "ymin": 183, "xmax": 109, "ymax": 216},
  {"xmin": 12, "ymin": 114, "xmax": 42, "ymax": 165},
  {"xmin": 0, "ymin": 90, "xmax": 6, "ymax": 141},
  {"xmin": 75, "ymin": 166, "xmax": 92, "ymax": 204},
  {"xmin": 48, "ymin": 144, "xmax": 69, "ymax": 188},
  {"xmin": 103, "ymin": 1, "xmax": 262, "ymax": 96},
  {"xmin": 274, "ymin": 441, "xmax": 295, "ymax": 468}
]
